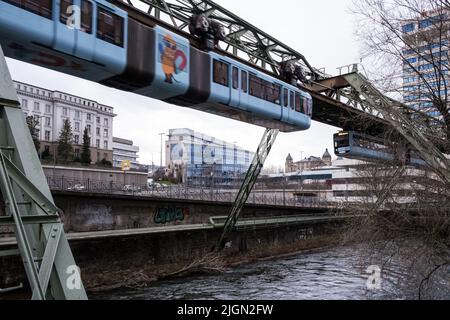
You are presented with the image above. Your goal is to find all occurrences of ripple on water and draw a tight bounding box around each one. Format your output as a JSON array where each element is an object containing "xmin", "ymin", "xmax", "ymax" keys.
[{"xmin": 90, "ymin": 245, "xmax": 450, "ymax": 300}]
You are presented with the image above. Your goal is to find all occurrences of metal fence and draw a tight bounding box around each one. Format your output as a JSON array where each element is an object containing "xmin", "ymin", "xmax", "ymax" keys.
[{"xmin": 47, "ymin": 175, "xmax": 338, "ymax": 209}]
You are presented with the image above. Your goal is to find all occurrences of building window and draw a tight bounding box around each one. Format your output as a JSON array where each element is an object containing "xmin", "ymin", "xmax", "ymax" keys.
[
  {"xmin": 104, "ymin": 141, "xmax": 108, "ymax": 149},
  {"xmin": 74, "ymin": 122, "xmax": 80, "ymax": 132},
  {"xmin": 103, "ymin": 129, "xmax": 108, "ymax": 137},
  {"xmin": 96, "ymin": 116, "xmax": 100, "ymax": 124},
  {"xmin": 45, "ymin": 117, "xmax": 51, "ymax": 126},
  {"xmin": 402, "ymin": 23, "xmax": 415, "ymax": 33},
  {"xmin": 45, "ymin": 130, "xmax": 50, "ymax": 141},
  {"xmin": 86, "ymin": 124, "xmax": 91, "ymax": 133},
  {"xmin": 21, "ymin": 99, "xmax": 28, "ymax": 109},
  {"xmin": 74, "ymin": 135, "xmax": 79, "ymax": 144},
  {"xmin": 104, "ymin": 118, "xmax": 109, "ymax": 126},
  {"xmin": 96, "ymin": 127, "xmax": 100, "ymax": 136},
  {"xmin": 33, "ymin": 115, "xmax": 40, "ymax": 124},
  {"xmin": 74, "ymin": 149, "xmax": 80, "ymax": 158},
  {"xmin": 34, "ymin": 102, "xmax": 40, "ymax": 111},
  {"xmin": 87, "ymin": 113, "xmax": 92, "ymax": 121},
  {"xmin": 63, "ymin": 107, "xmax": 68, "ymax": 116},
  {"xmin": 45, "ymin": 104, "xmax": 51, "ymax": 113},
  {"xmin": 96, "ymin": 139, "xmax": 100, "ymax": 148},
  {"xmin": 213, "ymin": 59, "xmax": 229, "ymax": 87},
  {"xmin": 75, "ymin": 110, "xmax": 80, "ymax": 119}
]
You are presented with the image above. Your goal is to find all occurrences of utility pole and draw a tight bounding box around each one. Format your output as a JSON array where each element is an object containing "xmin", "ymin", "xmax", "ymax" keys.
[{"xmin": 158, "ymin": 132, "xmax": 165, "ymax": 168}]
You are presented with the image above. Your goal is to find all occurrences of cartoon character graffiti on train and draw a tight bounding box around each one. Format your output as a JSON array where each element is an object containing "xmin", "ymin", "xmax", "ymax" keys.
[{"xmin": 159, "ymin": 34, "xmax": 187, "ymax": 84}]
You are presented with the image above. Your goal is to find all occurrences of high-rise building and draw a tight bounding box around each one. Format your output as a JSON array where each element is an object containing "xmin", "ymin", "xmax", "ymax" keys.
[
  {"xmin": 165, "ymin": 128, "xmax": 254, "ymax": 183},
  {"xmin": 14, "ymin": 81, "xmax": 116, "ymax": 163},
  {"xmin": 401, "ymin": 9, "xmax": 449, "ymax": 116}
]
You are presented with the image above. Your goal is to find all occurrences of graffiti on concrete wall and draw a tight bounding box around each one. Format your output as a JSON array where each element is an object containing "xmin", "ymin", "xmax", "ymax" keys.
[{"xmin": 154, "ymin": 207, "xmax": 189, "ymax": 224}]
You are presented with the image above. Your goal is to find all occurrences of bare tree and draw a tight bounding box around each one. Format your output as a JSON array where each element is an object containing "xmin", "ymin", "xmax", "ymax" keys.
[{"xmin": 347, "ymin": 0, "xmax": 450, "ymax": 299}]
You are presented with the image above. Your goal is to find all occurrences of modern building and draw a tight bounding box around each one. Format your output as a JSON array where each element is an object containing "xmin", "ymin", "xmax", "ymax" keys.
[
  {"xmin": 285, "ymin": 149, "xmax": 332, "ymax": 173},
  {"xmin": 112, "ymin": 137, "xmax": 140, "ymax": 170},
  {"xmin": 165, "ymin": 128, "xmax": 255, "ymax": 183},
  {"xmin": 14, "ymin": 81, "xmax": 116, "ymax": 163},
  {"xmin": 401, "ymin": 9, "xmax": 449, "ymax": 116},
  {"xmin": 267, "ymin": 157, "xmax": 427, "ymax": 205}
]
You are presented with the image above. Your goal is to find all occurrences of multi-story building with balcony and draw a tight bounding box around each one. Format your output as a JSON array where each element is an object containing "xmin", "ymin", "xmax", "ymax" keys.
[
  {"xmin": 401, "ymin": 9, "xmax": 449, "ymax": 116},
  {"xmin": 14, "ymin": 81, "xmax": 116, "ymax": 163}
]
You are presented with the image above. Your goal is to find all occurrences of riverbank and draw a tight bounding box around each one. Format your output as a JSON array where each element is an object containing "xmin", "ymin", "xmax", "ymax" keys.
[{"xmin": 85, "ymin": 233, "xmax": 342, "ymax": 294}]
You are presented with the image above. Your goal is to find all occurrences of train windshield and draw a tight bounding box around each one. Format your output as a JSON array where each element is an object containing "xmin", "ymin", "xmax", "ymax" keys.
[{"xmin": 334, "ymin": 133, "xmax": 350, "ymax": 148}]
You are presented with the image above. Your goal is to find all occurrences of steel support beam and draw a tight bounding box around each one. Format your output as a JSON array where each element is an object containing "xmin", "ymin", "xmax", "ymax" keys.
[
  {"xmin": 0, "ymin": 46, "xmax": 87, "ymax": 300},
  {"xmin": 215, "ymin": 128, "xmax": 278, "ymax": 251}
]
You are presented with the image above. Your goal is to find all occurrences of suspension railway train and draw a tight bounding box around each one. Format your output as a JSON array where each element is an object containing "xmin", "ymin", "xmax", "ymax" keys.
[
  {"xmin": 334, "ymin": 131, "xmax": 428, "ymax": 167},
  {"xmin": 0, "ymin": 0, "xmax": 313, "ymax": 132}
]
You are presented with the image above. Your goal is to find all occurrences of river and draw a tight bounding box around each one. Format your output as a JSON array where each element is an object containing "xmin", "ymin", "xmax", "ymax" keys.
[{"xmin": 90, "ymin": 244, "xmax": 449, "ymax": 300}]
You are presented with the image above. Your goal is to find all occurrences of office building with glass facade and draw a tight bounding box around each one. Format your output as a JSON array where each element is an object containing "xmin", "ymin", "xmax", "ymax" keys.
[{"xmin": 165, "ymin": 128, "xmax": 254, "ymax": 183}]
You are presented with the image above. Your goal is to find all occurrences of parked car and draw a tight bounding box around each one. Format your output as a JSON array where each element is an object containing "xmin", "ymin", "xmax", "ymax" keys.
[
  {"xmin": 122, "ymin": 185, "xmax": 141, "ymax": 193},
  {"xmin": 67, "ymin": 184, "xmax": 86, "ymax": 191}
]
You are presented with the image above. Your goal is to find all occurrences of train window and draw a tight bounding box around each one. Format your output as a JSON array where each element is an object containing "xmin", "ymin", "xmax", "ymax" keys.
[
  {"xmin": 283, "ymin": 89, "xmax": 288, "ymax": 107},
  {"xmin": 97, "ymin": 8, "xmax": 124, "ymax": 47},
  {"xmin": 5, "ymin": 0, "xmax": 53, "ymax": 19},
  {"xmin": 295, "ymin": 93, "xmax": 301, "ymax": 112},
  {"xmin": 60, "ymin": 0, "xmax": 72, "ymax": 24},
  {"xmin": 249, "ymin": 75, "xmax": 280, "ymax": 104},
  {"xmin": 268, "ymin": 84, "xmax": 281, "ymax": 105},
  {"xmin": 232, "ymin": 67, "xmax": 239, "ymax": 89},
  {"xmin": 290, "ymin": 91, "xmax": 294, "ymax": 109},
  {"xmin": 213, "ymin": 60, "xmax": 229, "ymax": 87},
  {"xmin": 249, "ymin": 74, "xmax": 264, "ymax": 99},
  {"xmin": 301, "ymin": 96, "xmax": 308, "ymax": 114},
  {"xmin": 80, "ymin": 0, "xmax": 92, "ymax": 33},
  {"xmin": 241, "ymin": 71, "xmax": 248, "ymax": 93}
]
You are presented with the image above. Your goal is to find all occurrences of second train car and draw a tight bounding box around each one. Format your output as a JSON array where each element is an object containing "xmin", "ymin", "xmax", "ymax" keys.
[
  {"xmin": 334, "ymin": 131, "xmax": 427, "ymax": 167},
  {"xmin": 0, "ymin": 0, "xmax": 312, "ymax": 132}
]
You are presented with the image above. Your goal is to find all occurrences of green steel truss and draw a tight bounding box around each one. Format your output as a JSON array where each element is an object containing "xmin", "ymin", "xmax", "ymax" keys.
[
  {"xmin": 0, "ymin": 46, "xmax": 87, "ymax": 300},
  {"xmin": 215, "ymin": 128, "xmax": 279, "ymax": 251},
  {"xmin": 115, "ymin": 0, "xmax": 327, "ymax": 80}
]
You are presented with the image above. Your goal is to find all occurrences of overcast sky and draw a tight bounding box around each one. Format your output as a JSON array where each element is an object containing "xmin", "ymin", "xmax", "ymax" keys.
[{"xmin": 6, "ymin": 0, "xmax": 360, "ymax": 168}]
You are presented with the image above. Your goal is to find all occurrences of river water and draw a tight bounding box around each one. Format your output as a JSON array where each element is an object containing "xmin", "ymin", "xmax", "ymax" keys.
[{"xmin": 91, "ymin": 245, "xmax": 449, "ymax": 300}]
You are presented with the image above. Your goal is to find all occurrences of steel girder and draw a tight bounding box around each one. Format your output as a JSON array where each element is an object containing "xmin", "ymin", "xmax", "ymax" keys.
[
  {"xmin": 0, "ymin": 46, "xmax": 87, "ymax": 300},
  {"xmin": 117, "ymin": 0, "xmax": 325, "ymax": 80},
  {"xmin": 215, "ymin": 128, "xmax": 279, "ymax": 252}
]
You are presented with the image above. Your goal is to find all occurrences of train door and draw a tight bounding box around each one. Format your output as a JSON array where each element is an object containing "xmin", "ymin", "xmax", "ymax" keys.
[
  {"xmin": 230, "ymin": 65, "xmax": 240, "ymax": 107},
  {"xmin": 280, "ymin": 87, "xmax": 290, "ymax": 122},
  {"xmin": 74, "ymin": 0, "xmax": 95, "ymax": 61},
  {"xmin": 54, "ymin": 0, "xmax": 76, "ymax": 54},
  {"xmin": 239, "ymin": 70, "xmax": 249, "ymax": 111}
]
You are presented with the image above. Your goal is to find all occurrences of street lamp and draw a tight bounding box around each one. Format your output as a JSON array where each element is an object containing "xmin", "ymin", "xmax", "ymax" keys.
[{"xmin": 158, "ymin": 132, "xmax": 165, "ymax": 168}]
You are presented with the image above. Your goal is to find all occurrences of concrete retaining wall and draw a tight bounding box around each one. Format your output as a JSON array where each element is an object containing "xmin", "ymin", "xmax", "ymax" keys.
[
  {"xmin": 53, "ymin": 191, "xmax": 332, "ymax": 233},
  {"xmin": 0, "ymin": 220, "xmax": 344, "ymax": 296}
]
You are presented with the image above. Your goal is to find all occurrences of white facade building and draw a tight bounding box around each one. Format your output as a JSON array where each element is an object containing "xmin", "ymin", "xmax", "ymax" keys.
[
  {"xmin": 14, "ymin": 81, "xmax": 116, "ymax": 162},
  {"xmin": 112, "ymin": 137, "xmax": 140, "ymax": 169}
]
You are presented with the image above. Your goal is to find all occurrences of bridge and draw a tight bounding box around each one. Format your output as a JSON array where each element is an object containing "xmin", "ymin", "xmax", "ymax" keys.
[{"xmin": 0, "ymin": 0, "xmax": 443, "ymax": 300}]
